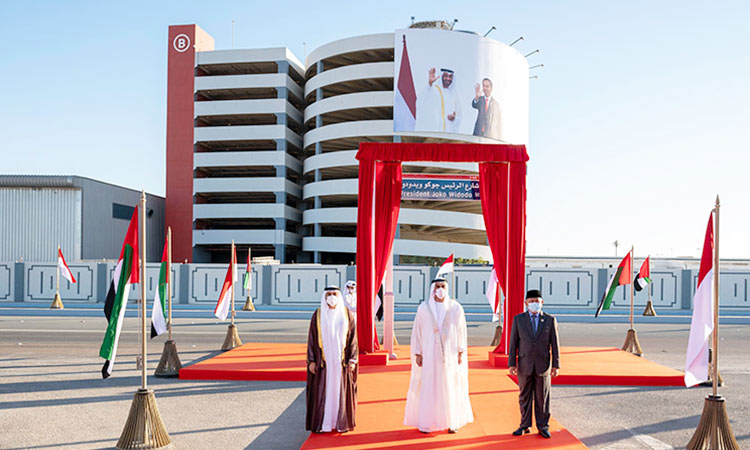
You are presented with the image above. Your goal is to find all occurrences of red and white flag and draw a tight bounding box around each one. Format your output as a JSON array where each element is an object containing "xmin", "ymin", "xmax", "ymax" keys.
[
  {"xmin": 394, "ymin": 35, "xmax": 417, "ymax": 131},
  {"xmin": 436, "ymin": 254, "xmax": 454, "ymax": 279},
  {"xmin": 214, "ymin": 246, "xmax": 237, "ymax": 321},
  {"xmin": 685, "ymin": 213, "xmax": 714, "ymax": 387},
  {"xmin": 58, "ymin": 248, "xmax": 76, "ymax": 284}
]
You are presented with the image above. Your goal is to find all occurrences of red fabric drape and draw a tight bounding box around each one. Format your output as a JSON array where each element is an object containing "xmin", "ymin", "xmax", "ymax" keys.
[
  {"xmin": 479, "ymin": 162, "xmax": 527, "ymax": 354},
  {"xmin": 503, "ymin": 162, "xmax": 527, "ymax": 353},
  {"xmin": 356, "ymin": 161, "xmax": 402, "ymax": 354},
  {"xmin": 358, "ymin": 142, "xmax": 529, "ymax": 163},
  {"xmin": 479, "ymin": 163, "xmax": 509, "ymax": 300},
  {"xmin": 373, "ymin": 162, "xmax": 402, "ymax": 351},
  {"xmin": 356, "ymin": 160, "xmax": 376, "ymax": 353}
]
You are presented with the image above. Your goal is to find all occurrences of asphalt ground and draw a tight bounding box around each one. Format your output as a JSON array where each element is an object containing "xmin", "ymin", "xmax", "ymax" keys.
[{"xmin": 1, "ymin": 314, "xmax": 748, "ymax": 449}]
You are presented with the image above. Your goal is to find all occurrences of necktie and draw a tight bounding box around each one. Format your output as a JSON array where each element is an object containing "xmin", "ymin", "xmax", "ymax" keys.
[{"xmin": 531, "ymin": 313, "xmax": 538, "ymax": 334}]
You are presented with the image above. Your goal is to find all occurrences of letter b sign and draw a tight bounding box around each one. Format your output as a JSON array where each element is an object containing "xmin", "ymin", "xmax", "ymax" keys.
[{"xmin": 173, "ymin": 34, "xmax": 191, "ymax": 53}]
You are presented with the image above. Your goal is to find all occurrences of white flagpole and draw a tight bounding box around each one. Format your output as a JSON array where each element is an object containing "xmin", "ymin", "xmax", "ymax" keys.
[
  {"xmin": 630, "ymin": 246, "xmax": 634, "ymax": 330},
  {"xmin": 231, "ymin": 240, "xmax": 235, "ymax": 326},
  {"xmin": 56, "ymin": 245, "xmax": 61, "ymax": 295},
  {"xmin": 139, "ymin": 191, "xmax": 147, "ymax": 390},
  {"xmin": 712, "ymin": 196, "xmax": 720, "ymax": 397},
  {"xmin": 167, "ymin": 226, "xmax": 172, "ymax": 341}
]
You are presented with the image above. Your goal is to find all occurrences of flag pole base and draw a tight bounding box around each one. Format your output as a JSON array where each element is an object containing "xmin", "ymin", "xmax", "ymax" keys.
[
  {"xmin": 642, "ymin": 300, "xmax": 657, "ymax": 316},
  {"xmin": 154, "ymin": 340, "xmax": 182, "ymax": 378},
  {"xmin": 490, "ymin": 325, "xmax": 503, "ymax": 347},
  {"xmin": 242, "ymin": 296, "xmax": 255, "ymax": 311},
  {"xmin": 116, "ymin": 388, "xmax": 173, "ymax": 450},
  {"xmin": 50, "ymin": 293, "xmax": 64, "ymax": 309},
  {"xmin": 622, "ymin": 328, "xmax": 643, "ymax": 356},
  {"xmin": 687, "ymin": 395, "xmax": 741, "ymax": 450},
  {"xmin": 221, "ymin": 324, "xmax": 243, "ymax": 351}
]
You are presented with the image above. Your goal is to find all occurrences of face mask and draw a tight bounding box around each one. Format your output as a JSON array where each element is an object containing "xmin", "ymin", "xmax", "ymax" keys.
[
  {"xmin": 435, "ymin": 288, "xmax": 446, "ymax": 299},
  {"xmin": 527, "ymin": 302, "xmax": 542, "ymax": 313},
  {"xmin": 326, "ymin": 294, "xmax": 339, "ymax": 307}
]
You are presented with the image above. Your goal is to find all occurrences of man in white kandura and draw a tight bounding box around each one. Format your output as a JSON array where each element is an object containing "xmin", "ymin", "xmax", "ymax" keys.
[
  {"xmin": 343, "ymin": 280, "xmax": 357, "ymax": 317},
  {"xmin": 415, "ymin": 68, "xmax": 462, "ymax": 134},
  {"xmin": 404, "ymin": 277, "xmax": 473, "ymax": 433}
]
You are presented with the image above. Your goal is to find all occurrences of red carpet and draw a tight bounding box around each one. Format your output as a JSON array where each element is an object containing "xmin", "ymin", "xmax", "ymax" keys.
[{"xmin": 179, "ymin": 343, "xmax": 686, "ymax": 449}]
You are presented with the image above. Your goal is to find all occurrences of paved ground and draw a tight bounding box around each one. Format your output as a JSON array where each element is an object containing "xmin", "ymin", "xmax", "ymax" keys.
[{"xmin": 0, "ymin": 314, "xmax": 748, "ymax": 449}]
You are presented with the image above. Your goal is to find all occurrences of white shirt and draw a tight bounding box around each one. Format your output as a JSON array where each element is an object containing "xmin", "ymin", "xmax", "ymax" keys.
[{"xmin": 433, "ymin": 299, "xmax": 447, "ymax": 328}]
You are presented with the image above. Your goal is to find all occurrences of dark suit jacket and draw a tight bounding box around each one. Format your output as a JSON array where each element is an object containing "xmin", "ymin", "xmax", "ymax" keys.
[
  {"xmin": 471, "ymin": 96, "xmax": 501, "ymax": 139},
  {"xmin": 508, "ymin": 311, "xmax": 560, "ymax": 376}
]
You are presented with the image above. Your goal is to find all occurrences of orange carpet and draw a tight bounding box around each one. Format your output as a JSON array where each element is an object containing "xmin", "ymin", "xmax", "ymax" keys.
[
  {"xmin": 179, "ymin": 343, "xmax": 308, "ymax": 381},
  {"xmin": 491, "ymin": 347, "xmax": 685, "ymax": 386},
  {"xmin": 179, "ymin": 343, "xmax": 687, "ymax": 449},
  {"xmin": 301, "ymin": 345, "xmax": 585, "ymax": 450}
]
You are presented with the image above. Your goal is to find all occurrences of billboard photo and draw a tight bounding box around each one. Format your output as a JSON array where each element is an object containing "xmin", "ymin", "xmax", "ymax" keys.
[{"xmin": 394, "ymin": 28, "xmax": 529, "ymax": 145}]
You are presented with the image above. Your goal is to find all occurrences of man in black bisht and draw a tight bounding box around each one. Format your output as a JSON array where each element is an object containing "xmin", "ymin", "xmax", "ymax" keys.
[
  {"xmin": 508, "ymin": 289, "xmax": 560, "ymax": 439},
  {"xmin": 306, "ymin": 286, "xmax": 358, "ymax": 433}
]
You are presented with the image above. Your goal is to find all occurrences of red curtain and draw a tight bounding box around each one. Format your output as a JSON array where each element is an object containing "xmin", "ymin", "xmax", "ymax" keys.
[
  {"xmin": 373, "ymin": 162, "xmax": 402, "ymax": 351},
  {"xmin": 358, "ymin": 142, "xmax": 528, "ymax": 163},
  {"xmin": 356, "ymin": 160, "xmax": 376, "ymax": 353},
  {"xmin": 356, "ymin": 161, "xmax": 402, "ymax": 354},
  {"xmin": 479, "ymin": 162, "xmax": 527, "ymax": 354},
  {"xmin": 503, "ymin": 162, "xmax": 527, "ymax": 353},
  {"xmin": 479, "ymin": 163, "xmax": 509, "ymax": 299}
]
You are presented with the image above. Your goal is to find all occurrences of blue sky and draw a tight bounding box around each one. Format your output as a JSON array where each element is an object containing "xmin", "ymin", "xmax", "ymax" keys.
[{"xmin": 1, "ymin": 1, "xmax": 747, "ymax": 258}]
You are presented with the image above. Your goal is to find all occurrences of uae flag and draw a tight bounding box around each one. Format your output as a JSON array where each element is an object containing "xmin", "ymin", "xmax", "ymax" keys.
[
  {"xmin": 436, "ymin": 254, "xmax": 454, "ymax": 279},
  {"xmin": 99, "ymin": 206, "xmax": 139, "ymax": 379},
  {"xmin": 57, "ymin": 248, "xmax": 76, "ymax": 284},
  {"xmin": 150, "ymin": 239, "xmax": 169, "ymax": 338},
  {"xmin": 393, "ymin": 35, "xmax": 417, "ymax": 131},
  {"xmin": 214, "ymin": 246, "xmax": 237, "ymax": 321},
  {"xmin": 634, "ymin": 256, "xmax": 652, "ymax": 292},
  {"xmin": 685, "ymin": 214, "xmax": 714, "ymax": 387},
  {"xmin": 243, "ymin": 252, "xmax": 252, "ymax": 293},
  {"xmin": 595, "ymin": 251, "xmax": 632, "ymax": 317}
]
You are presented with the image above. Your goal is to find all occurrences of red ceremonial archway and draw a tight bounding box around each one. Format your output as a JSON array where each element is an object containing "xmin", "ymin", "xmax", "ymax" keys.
[{"xmin": 355, "ymin": 142, "xmax": 529, "ymax": 355}]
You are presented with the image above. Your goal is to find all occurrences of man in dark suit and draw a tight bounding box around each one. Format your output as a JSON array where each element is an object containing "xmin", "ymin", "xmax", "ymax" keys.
[
  {"xmin": 508, "ymin": 289, "xmax": 560, "ymax": 439},
  {"xmin": 471, "ymin": 78, "xmax": 502, "ymax": 140}
]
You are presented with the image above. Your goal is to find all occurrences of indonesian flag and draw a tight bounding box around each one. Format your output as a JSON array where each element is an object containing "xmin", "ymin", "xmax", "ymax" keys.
[
  {"xmin": 99, "ymin": 206, "xmax": 139, "ymax": 379},
  {"xmin": 243, "ymin": 251, "xmax": 252, "ymax": 292},
  {"xmin": 57, "ymin": 248, "xmax": 76, "ymax": 284},
  {"xmin": 634, "ymin": 256, "xmax": 652, "ymax": 292},
  {"xmin": 214, "ymin": 246, "xmax": 237, "ymax": 321},
  {"xmin": 685, "ymin": 214, "xmax": 714, "ymax": 387},
  {"xmin": 150, "ymin": 238, "xmax": 169, "ymax": 338},
  {"xmin": 394, "ymin": 34, "xmax": 417, "ymax": 131},
  {"xmin": 436, "ymin": 254, "xmax": 454, "ymax": 279},
  {"xmin": 486, "ymin": 267, "xmax": 501, "ymax": 322},
  {"xmin": 595, "ymin": 250, "xmax": 632, "ymax": 317}
]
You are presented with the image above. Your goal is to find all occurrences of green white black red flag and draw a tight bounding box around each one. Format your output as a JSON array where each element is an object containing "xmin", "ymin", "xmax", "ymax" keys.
[
  {"xmin": 99, "ymin": 206, "xmax": 139, "ymax": 379},
  {"xmin": 150, "ymin": 238, "xmax": 169, "ymax": 338}
]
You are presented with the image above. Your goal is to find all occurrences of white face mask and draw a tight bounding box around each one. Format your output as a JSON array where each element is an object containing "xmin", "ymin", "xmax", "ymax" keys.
[
  {"xmin": 527, "ymin": 302, "xmax": 542, "ymax": 313},
  {"xmin": 435, "ymin": 287, "xmax": 447, "ymax": 299},
  {"xmin": 326, "ymin": 293, "xmax": 340, "ymax": 307}
]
